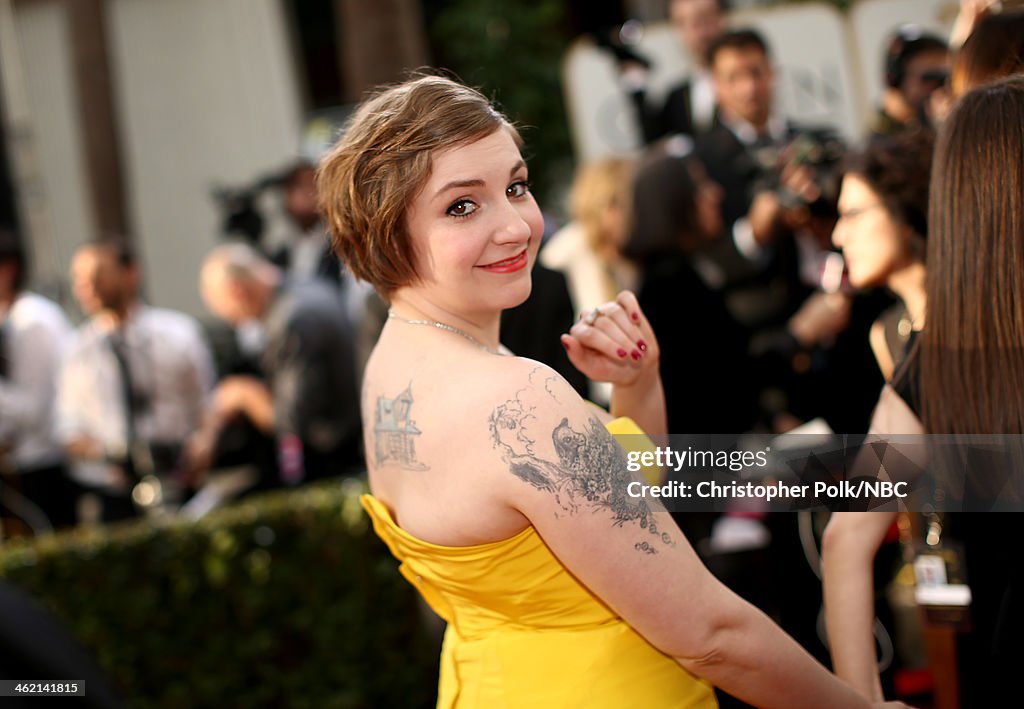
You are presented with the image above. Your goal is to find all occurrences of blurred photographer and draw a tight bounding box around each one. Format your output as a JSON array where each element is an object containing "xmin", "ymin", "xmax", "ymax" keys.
[
  {"xmin": 871, "ymin": 26, "xmax": 949, "ymax": 137},
  {"xmin": 694, "ymin": 30, "xmax": 846, "ymax": 335},
  {"xmin": 688, "ymin": 29, "xmax": 885, "ymax": 433}
]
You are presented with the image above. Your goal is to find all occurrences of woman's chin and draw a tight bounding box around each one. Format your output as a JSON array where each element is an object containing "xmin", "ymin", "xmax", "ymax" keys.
[
  {"xmin": 505, "ymin": 276, "xmax": 532, "ymax": 309},
  {"xmin": 847, "ymin": 267, "xmax": 883, "ymax": 291},
  {"xmin": 501, "ymin": 277, "xmax": 533, "ymax": 312}
]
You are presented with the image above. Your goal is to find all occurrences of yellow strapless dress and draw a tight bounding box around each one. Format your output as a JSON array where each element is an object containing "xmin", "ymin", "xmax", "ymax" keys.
[{"xmin": 361, "ymin": 419, "xmax": 718, "ymax": 708}]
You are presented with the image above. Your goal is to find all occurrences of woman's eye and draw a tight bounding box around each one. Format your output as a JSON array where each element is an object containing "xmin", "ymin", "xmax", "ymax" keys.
[
  {"xmin": 507, "ymin": 180, "xmax": 531, "ymax": 199},
  {"xmin": 446, "ymin": 200, "xmax": 477, "ymax": 218}
]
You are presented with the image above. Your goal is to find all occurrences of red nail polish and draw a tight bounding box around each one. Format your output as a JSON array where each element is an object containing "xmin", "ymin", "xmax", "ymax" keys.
[
  {"xmin": 631, "ymin": 350, "xmax": 641, "ymax": 361},
  {"xmin": 637, "ymin": 339, "xmax": 648, "ymax": 352},
  {"xmin": 631, "ymin": 312, "xmax": 640, "ymax": 322},
  {"xmin": 562, "ymin": 340, "xmax": 570, "ymax": 352},
  {"xmin": 617, "ymin": 348, "xmax": 627, "ymax": 358}
]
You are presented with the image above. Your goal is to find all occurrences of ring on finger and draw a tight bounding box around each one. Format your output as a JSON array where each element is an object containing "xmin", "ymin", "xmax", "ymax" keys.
[{"xmin": 583, "ymin": 307, "xmax": 604, "ymax": 326}]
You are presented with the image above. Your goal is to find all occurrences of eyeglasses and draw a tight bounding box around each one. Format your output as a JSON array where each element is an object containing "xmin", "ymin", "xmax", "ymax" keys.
[
  {"xmin": 919, "ymin": 67, "xmax": 950, "ymax": 88},
  {"xmin": 837, "ymin": 204, "xmax": 885, "ymax": 221}
]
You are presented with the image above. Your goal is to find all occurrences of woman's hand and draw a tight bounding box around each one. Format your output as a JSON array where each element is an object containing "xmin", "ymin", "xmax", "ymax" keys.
[
  {"xmin": 562, "ymin": 291, "xmax": 666, "ymax": 435},
  {"xmin": 561, "ymin": 291, "xmax": 660, "ymax": 388},
  {"xmin": 181, "ymin": 429, "xmax": 217, "ymax": 486},
  {"xmin": 788, "ymin": 291, "xmax": 852, "ymax": 348}
]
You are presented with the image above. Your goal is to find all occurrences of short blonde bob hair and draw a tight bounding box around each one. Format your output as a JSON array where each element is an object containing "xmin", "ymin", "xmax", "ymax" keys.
[
  {"xmin": 317, "ymin": 75, "xmax": 519, "ymax": 296},
  {"xmin": 569, "ymin": 157, "xmax": 635, "ymax": 252}
]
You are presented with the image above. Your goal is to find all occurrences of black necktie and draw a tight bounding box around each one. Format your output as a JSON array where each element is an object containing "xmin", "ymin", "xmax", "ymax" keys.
[
  {"xmin": 0, "ymin": 318, "xmax": 9, "ymax": 380},
  {"xmin": 106, "ymin": 332, "xmax": 137, "ymax": 452},
  {"xmin": 752, "ymin": 132, "xmax": 775, "ymax": 150}
]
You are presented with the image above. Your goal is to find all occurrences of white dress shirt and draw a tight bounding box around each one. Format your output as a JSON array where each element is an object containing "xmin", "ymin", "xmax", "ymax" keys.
[
  {"xmin": 56, "ymin": 305, "xmax": 214, "ymax": 488},
  {"xmin": 289, "ymin": 232, "xmax": 324, "ymax": 281},
  {"xmin": 0, "ymin": 292, "xmax": 72, "ymax": 470},
  {"xmin": 721, "ymin": 113, "xmax": 789, "ymax": 262},
  {"xmin": 690, "ymin": 70, "xmax": 717, "ymax": 134}
]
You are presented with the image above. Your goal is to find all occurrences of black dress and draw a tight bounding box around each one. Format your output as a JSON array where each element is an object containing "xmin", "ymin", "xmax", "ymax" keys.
[
  {"xmin": 637, "ymin": 254, "xmax": 758, "ymax": 435},
  {"xmin": 642, "ymin": 255, "xmax": 834, "ymax": 707},
  {"xmin": 892, "ymin": 336, "xmax": 1024, "ymax": 707}
]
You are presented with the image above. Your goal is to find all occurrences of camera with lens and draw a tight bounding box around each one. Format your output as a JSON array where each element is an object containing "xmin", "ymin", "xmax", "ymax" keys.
[
  {"xmin": 751, "ymin": 130, "xmax": 846, "ymax": 213},
  {"xmin": 211, "ymin": 172, "xmax": 288, "ymax": 246}
]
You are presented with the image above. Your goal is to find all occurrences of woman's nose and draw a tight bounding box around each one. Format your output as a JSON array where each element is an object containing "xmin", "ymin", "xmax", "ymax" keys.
[{"xmin": 494, "ymin": 203, "xmax": 533, "ymax": 242}]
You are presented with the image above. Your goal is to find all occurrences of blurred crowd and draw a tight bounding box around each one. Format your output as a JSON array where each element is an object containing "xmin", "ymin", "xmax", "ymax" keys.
[
  {"xmin": 1, "ymin": 1, "xmax": 1023, "ymax": 702},
  {"xmin": 0, "ymin": 0, "xmax": 1016, "ymax": 519},
  {"xmin": 0, "ymin": 161, "xmax": 371, "ymax": 532}
]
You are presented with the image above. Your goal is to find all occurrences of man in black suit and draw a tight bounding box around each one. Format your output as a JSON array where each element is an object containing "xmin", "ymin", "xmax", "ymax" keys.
[
  {"xmin": 626, "ymin": 0, "xmax": 726, "ymax": 143},
  {"xmin": 693, "ymin": 28, "xmax": 840, "ymax": 334},
  {"xmin": 269, "ymin": 161, "xmax": 342, "ymax": 286},
  {"xmin": 692, "ymin": 29, "xmax": 880, "ymax": 432},
  {"xmin": 193, "ymin": 243, "xmax": 363, "ymax": 486}
]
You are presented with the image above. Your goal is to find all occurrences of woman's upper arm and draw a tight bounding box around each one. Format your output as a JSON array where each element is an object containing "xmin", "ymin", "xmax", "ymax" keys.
[
  {"xmin": 822, "ymin": 510, "xmax": 897, "ymax": 561},
  {"xmin": 585, "ymin": 399, "xmax": 614, "ymax": 424},
  {"xmin": 859, "ymin": 383, "xmax": 928, "ymax": 489},
  {"xmin": 869, "ymin": 384, "xmax": 924, "ymax": 436},
  {"xmin": 821, "ymin": 510, "xmax": 895, "ymax": 702},
  {"xmin": 487, "ymin": 362, "xmax": 732, "ymax": 662}
]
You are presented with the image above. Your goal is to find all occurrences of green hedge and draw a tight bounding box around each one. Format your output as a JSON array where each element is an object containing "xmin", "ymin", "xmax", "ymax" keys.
[{"xmin": 0, "ymin": 480, "xmax": 438, "ymax": 708}]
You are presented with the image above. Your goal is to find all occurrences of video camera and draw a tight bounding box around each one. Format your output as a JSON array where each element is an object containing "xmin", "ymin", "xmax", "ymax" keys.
[
  {"xmin": 750, "ymin": 130, "xmax": 846, "ymax": 213},
  {"xmin": 210, "ymin": 172, "xmax": 288, "ymax": 246}
]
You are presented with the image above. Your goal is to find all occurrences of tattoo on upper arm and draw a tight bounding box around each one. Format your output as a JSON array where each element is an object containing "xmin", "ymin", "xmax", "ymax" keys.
[
  {"xmin": 489, "ymin": 368, "xmax": 673, "ymax": 554},
  {"xmin": 372, "ymin": 383, "xmax": 428, "ymax": 471}
]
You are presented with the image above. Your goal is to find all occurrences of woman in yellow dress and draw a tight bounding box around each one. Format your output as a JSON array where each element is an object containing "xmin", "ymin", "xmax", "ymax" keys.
[{"xmin": 317, "ymin": 74, "xmax": 907, "ymax": 709}]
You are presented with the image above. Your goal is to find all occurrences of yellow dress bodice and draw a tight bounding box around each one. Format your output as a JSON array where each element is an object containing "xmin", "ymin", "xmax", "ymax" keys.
[{"xmin": 360, "ymin": 419, "xmax": 717, "ymax": 708}]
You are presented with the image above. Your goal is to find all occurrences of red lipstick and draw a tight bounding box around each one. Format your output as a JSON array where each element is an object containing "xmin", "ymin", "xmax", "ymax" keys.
[{"xmin": 479, "ymin": 248, "xmax": 528, "ymax": 273}]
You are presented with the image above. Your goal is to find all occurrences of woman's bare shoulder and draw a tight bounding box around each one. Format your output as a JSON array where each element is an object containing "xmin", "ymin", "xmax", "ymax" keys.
[
  {"xmin": 365, "ymin": 351, "xmax": 577, "ymax": 415},
  {"xmin": 363, "ymin": 355, "xmax": 586, "ymax": 544}
]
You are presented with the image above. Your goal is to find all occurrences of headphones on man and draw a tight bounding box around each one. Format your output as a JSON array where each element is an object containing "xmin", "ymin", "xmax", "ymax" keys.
[{"xmin": 884, "ymin": 25, "xmax": 945, "ymax": 89}]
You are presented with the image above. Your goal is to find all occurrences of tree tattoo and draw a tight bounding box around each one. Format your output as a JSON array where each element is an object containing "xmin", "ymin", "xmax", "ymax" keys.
[{"xmin": 489, "ymin": 369, "xmax": 673, "ymax": 554}]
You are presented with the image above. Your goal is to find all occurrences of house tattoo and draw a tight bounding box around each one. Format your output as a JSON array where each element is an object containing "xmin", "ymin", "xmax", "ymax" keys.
[{"xmin": 374, "ymin": 383, "xmax": 428, "ymax": 471}]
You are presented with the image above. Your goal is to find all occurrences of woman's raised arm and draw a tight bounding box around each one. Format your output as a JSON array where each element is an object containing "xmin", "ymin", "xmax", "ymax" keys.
[{"xmin": 485, "ymin": 360, "xmax": 906, "ymax": 709}]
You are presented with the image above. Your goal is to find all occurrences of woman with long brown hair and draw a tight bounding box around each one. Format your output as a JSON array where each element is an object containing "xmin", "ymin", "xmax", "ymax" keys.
[
  {"xmin": 950, "ymin": 8, "xmax": 1024, "ymax": 96},
  {"xmin": 823, "ymin": 74, "xmax": 1024, "ymax": 706}
]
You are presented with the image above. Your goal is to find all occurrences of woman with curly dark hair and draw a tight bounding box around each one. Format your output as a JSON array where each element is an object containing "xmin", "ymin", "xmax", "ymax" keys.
[{"xmin": 832, "ymin": 129, "xmax": 935, "ymax": 379}]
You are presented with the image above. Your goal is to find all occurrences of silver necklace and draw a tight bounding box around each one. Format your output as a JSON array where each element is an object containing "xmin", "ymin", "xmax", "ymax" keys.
[{"xmin": 387, "ymin": 308, "xmax": 505, "ymax": 355}]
